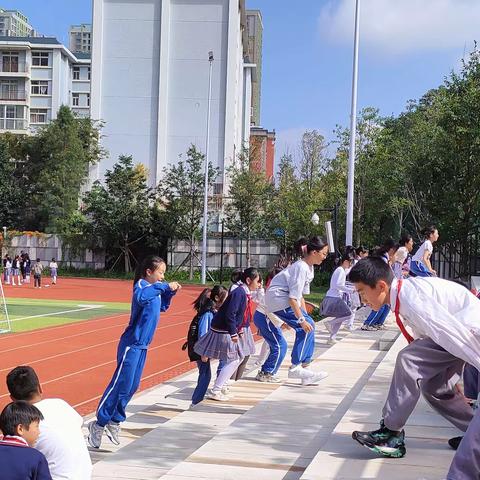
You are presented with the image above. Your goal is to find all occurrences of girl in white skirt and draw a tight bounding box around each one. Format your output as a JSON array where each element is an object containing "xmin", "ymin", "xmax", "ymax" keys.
[
  {"xmin": 194, "ymin": 267, "xmax": 261, "ymax": 401},
  {"xmin": 322, "ymin": 252, "xmax": 356, "ymax": 344}
]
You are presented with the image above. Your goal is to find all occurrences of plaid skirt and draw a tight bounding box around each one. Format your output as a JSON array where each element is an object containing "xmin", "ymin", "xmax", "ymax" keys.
[
  {"xmin": 321, "ymin": 296, "xmax": 352, "ymax": 318},
  {"xmin": 239, "ymin": 325, "xmax": 256, "ymax": 356},
  {"xmin": 194, "ymin": 330, "xmax": 244, "ymax": 362}
]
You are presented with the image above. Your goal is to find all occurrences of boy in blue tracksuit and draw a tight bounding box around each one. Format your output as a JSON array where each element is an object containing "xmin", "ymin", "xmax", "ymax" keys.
[{"xmin": 88, "ymin": 255, "xmax": 181, "ymax": 449}]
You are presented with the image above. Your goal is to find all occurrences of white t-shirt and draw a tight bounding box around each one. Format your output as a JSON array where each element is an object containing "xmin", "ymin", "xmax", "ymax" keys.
[
  {"xmin": 265, "ymin": 260, "xmax": 314, "ymax": 313},
  {"xmin": 412, "ymin": 240, "xmax": 433, "ymax": 263},
  {"xmin": 326, "ymin": 266, "xmax": 354, "ymax": 298},
  {"xmin": 50, "ymin": 262, "xmax": 58, "ymax": 269},
  {"xmin": 35, "ymin": 398, "xmax": 92, "ymax": 480}
]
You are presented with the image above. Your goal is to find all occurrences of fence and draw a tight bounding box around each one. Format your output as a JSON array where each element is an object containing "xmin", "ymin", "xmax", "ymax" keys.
[
  {"xmin": 2, "ymin": 234, "xmax": 105, "ymax": 269},
  {"xmin": 168, "ymin": 237, "xmax": 281, "ymax": 272}
]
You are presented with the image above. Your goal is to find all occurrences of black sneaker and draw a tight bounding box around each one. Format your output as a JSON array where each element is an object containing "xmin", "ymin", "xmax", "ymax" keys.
[
  {"xmin": 352, "ymin": 420, "xmax": 406, "ymax": 458},
  {"xmin": 448, "ymin": 436, "xmax": 463, "ymax": 450}
]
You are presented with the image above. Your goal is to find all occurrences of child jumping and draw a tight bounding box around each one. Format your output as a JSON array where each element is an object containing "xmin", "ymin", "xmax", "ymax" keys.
[
  {"xmin": 88, "ymin": 255, "xmax": 181, "ymax": 449},
  {"xmin": 410, "ymin": 225, "xmax": 439, "ymax": 277},
  {"xmin": 185, "ymin": 285, "xmax": 228, "ymax": 406},
  {"xmin": 321, "ymin": 251, "xmax": 356, "ymax": 344},
  {"xmin": 348, "ymin": 257, "xmax": 480, "ymax": 479},
  {"xmin": 194, "ymin": 268, "xmax": 260, "ymax": 401},
  {"xmin": 265, "ymin": 236, "xmax": 329, "ymax": 385}
]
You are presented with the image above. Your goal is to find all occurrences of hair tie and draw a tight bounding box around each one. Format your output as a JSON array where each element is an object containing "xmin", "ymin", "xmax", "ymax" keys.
[{"xmin": 301, "ymin": 244, "xmax": 308, "ymax": 255}]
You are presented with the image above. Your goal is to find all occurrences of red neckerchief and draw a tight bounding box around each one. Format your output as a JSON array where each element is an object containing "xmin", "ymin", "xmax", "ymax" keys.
[
  {"xmin": 0, "ymin": 435, "xmax": 29, "ymax": 447},
  {"xmin": 395, "ymin": 280, "xmax": 414, "ymax": 344}
]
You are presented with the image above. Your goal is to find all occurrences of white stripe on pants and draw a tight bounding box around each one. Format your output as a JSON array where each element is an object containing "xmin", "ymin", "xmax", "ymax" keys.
[
  {"xmin": 212, "ymin": 358, "xmax": 241, "ymax": 393},
  {"xmin": 325, "ymin": 313, "xmax": 355, "ymax": 340}
]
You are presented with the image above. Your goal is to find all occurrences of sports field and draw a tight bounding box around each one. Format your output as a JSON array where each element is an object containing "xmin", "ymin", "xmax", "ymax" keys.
[{"xmin": 0, "ymin": 277, "xmax": 203, "ymax": 415}]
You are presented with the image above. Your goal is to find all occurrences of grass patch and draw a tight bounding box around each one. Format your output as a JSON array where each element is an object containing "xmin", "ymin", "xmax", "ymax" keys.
[{"xmin": 2, "ymin": 298, "xmax": 130, "ymax": 333}]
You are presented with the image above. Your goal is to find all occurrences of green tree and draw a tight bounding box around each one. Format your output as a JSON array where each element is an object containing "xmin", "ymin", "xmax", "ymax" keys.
[
  {"xmin": 81, "ymin": 156, "xmax": 154, "ymax": 273},
  {"xmin": 225, "ymin": 148, "xmax": 274, "ymax": 265},
  {"xmin": 157, "ymin": 145, "xmax": 217, "ymax": 279},
  {"xmin": 0, "ymin": 138, "xmax": 23, "ymax": 228}
]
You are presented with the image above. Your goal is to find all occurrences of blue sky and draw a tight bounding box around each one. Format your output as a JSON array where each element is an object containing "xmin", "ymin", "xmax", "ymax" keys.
[{"xmin": 5, "ymin": 0, "xmax": 480, "ymax": 161}]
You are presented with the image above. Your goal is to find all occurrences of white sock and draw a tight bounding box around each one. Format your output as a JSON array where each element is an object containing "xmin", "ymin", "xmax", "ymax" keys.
[{"xmin": 213, "ymin": 358, "xmax": 241, "ymax": 393}]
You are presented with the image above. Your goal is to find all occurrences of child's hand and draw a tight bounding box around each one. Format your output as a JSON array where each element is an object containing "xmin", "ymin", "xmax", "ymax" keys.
[
  {"xmin": 201, "ymin": 356, "xmax": 209, "ymax": 362},
  {"xmin": 168, "ymin": 282, "xmax": 181, "ymax": 291}
]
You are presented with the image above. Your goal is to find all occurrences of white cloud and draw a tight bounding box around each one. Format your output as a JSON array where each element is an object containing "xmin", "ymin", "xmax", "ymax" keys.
[{"xmin": 319, "ymin": 0, "xmax": 480, "ymax": 56}]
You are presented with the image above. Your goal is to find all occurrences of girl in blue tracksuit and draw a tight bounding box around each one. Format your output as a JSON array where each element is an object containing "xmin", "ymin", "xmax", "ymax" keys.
[
  {"xmin": 188, "ymin": 285, "xmax": 228, "ymax": 406},
  {"xmin": 265, "ymin": 236, "xmax": 329, "ymax": 386},
  {"xmin": 88, "ymin": 255, "xmax": 181, "ymax": 449},
  {"xmin": 194, "ymin": 267, "xmax": 260, "ymax": 401}
]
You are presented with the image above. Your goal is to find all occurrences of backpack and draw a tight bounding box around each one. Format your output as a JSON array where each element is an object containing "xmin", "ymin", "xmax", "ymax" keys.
[{"xmin": 182, "ymin": 313, "xmax": 201, "ymax": 362}]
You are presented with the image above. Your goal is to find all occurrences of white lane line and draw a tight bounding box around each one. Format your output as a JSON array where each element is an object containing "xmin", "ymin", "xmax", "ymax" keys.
[{"xmin": 10, "ymin": 305, "xmax": 104, "ymax": 323}]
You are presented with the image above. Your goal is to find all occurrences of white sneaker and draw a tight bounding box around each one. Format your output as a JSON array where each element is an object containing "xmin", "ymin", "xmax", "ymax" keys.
[
  {"xmin": 207, "ymin": 390, "xmax": 230, "ymax": 402},
  {"xmin": 221, "ymin": 385, "xmax": 230, "ymax": 395},
  {"xmin": 302, "ymin": 371, "xmax": 329, "ymax": 386},
  {"xmin": 105, "ymin": 421, "xmax": 121, "ymax": 446},
  {"xmin": 288, "ymin": 365, "xmax": 304, "ymax": 379},
  {"xmin": 327, "ymin": 337, "xmax": 338, "ymax": 345}
]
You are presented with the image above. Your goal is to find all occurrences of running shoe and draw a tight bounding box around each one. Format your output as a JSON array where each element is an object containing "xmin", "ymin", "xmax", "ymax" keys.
[
  {"xmin": 87, "ymin": 421, "xmax": 104, "ymax": 449},
  {"xmin": 327, "ymin": 337, "xmax": 338, "ymax": 345},
  {"xmin": 207, "ymin": 390, "xmax": 230, "ymax": 402},
  {"xmin": 256, "ymin": 371, "xmax": 269, "ymax": 382},
  {"xmin": 301, "ymin": 370, "xmax": 328, "ymax": 386},
  {"xmin": 105, "ymin": 421, "xmax": 121, "ymax": 446},
  {"xmin": 352, "ymin": 420, "xmax": 406, "ymax": 458}
]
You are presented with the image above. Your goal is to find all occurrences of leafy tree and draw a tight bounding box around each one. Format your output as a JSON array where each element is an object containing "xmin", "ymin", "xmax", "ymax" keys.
[
  {"xmin": 225, "ymin": 148, "xmax": 274, "ymax": 265},
  {"xmin": 81, "ymin": 156, "xmax": 154, "ymax": 273},
  {"xmin": 157, "ymin": 145, "xmax": 217, "ymax": 279},
  {"xmin": 0, "ymin": 138, "xmax": 23, "ymax": 228}
]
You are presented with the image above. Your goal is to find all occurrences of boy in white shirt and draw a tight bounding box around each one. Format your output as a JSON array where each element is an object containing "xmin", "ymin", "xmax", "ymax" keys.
[
  {"xmin": 348, "ymin": 257, "xmax": 479, "ymax": 479},
  {"xmin": 6, "ymin": 366, "xmax": 92, "ymax": 480}
]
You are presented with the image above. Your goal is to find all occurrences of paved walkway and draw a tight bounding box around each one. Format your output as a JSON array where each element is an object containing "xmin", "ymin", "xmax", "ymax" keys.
[{"xmin": 85, "ymin": 313, "xmax": 462, "ymax": 480}]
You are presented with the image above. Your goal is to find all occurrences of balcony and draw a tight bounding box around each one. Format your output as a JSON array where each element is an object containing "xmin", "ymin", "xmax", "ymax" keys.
[
  {"xmin": 0, "ymin": 90, "xmax": 27, "ymax": 101},
  {"xmin": 0, "ymin": 118, "xmax": 27, "ymax": 131},
  {"xmin": 0, "ymin": 62, "xmax": 30, "ymax": 75}
]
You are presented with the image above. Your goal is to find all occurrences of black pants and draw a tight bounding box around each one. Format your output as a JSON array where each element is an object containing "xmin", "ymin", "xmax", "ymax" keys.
[{"xmin": 34, "ymin": 274, "xmax": 41, "ymax": 287}]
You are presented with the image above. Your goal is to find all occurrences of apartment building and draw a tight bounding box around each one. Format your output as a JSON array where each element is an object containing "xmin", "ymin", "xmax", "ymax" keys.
[
  {"xmin": 0, "ymin": 9, "xmax": 37, "ymax": 37},
  {"xmin": 91, "ymin": 0, "xmax": 254, "ymax": 192},
  {"xmin": 0, "ymin": 36, "xmax": 90, "ymax": 133},
  {"xmin": 70, "ymin": 24, "xmax": 92, "ymax": 54},
  {"xmin": 245, "ymin": 10, "xmax": 262, "ymax": 126}
]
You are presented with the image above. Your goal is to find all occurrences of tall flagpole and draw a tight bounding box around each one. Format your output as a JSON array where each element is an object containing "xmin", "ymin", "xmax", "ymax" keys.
[{"xmin": 345, "ymin": 0, "xmax": 360, "ymax": 246}]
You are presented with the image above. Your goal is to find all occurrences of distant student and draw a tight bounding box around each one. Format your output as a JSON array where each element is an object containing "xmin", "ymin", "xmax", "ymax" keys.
[
  {"xmin": 184, "ymin": 286, "xmax": 228, "ymax": 406},
  {"xmin": 348, "ymin": 257, "xmax": 480, "ymax": 480},
  {"xmin": 194, "ymin": 268, "xmax": 260, "ymax": 401},
  {"xmin": 24, "ymin": 253, "xmax": 31, "ymax": 284},
  {"xmin": 4, "ymin": 255, "xmax": 12, "ymax": 284},
  {"xmin": 393, "ymin": 234, "xmax": 413, "ymax": 279},
  {"xmin": 354, "ymin": 246, "xmax": 369, "ymax": 264},
  {"xmin": 88, "ymin": 255, "xmax": 181, "ymax": 449},
  {"xmin": 0, "ymin": 401, "xmax": 52, "ymax": 480},
  {"xmin": 321, "ymin": 252, "xmax": 356, "ymax": 344},
  {"xmin": 48, "ymin": 259, "xmax": 58, "ymax": 285},
  {"xmin": 265, "ymin": 236, "xmax": 329, "ymax": 385},
  {"xmin": 11, "ymin": 255, "xmax": 21, "ymax": 286},
  {"xmin": 410, "ymin": 225, "xmax": 439, "ymax": 277},
  {"xmin": 33, "ymin": 259, "xmax": 44, "ymax": 289},
  {"xmin": 6, "ymin": 365, "xmax": 92, "ymax": 479},
  {"xmin": 228, "ymin": 268, "xmax": 243, "ymax": 293}
]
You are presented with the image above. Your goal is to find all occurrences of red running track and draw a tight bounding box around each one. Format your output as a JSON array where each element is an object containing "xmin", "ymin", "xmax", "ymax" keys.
[{"xmin": 0, "ymin": 278, "xmax": 203, "ymax": 415}]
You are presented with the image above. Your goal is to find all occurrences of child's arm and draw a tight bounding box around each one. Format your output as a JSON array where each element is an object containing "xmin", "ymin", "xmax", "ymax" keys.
[
  {"xmin": 135, "ymin": 281, "xmax": 179, "ymax": 306},
  {"xmin": 36, "ymin": 454, "xmax": 53, "ymax": 480},
  {"xmin": 198, "ymin": 311, "xmax": 213, "ymax": 338}
]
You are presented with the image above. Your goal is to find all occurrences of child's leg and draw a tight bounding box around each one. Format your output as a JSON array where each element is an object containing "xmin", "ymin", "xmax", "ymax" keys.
[
  {"xmin": 96, "ymin": 346, "xmax": 146, "ymax": 426},
  {"xmin": 232, "ymin": 355, "xmax": 249, "ymax": 381},
  {"xmin": 448, "ymin": 407, "xmax": 480, "ymax": 480},
  {"xmin": 372, "ymin": 304, "xmax": 390, "ymax": 326},
  {"xmin": 463, "ymin": 364, "xmax": 480, "ymax": 399},
  {"xmin": 256, "ymin": 340, "xmax": 270, "ymax": 366},
  {"xmin": 325, "ymin": 316, "xmax": 346, "ymax": 339},
  {"xmin": 258, "ymin": 319, "xmax": 287, "ymax": 375},
  {"xmin": 212, "ymin": 358, "xmax": 241, "ymax": 393},
  {"xmin": 192, "ymin": 360, "xmax": 212, "ymax": 405},
  {"xmin": 38, "ymin": 275, "xmax": 41, "ymax": 287},
  {"xmin": 382, "ymin": 338, "xmax": 473, "ymax": 432}
]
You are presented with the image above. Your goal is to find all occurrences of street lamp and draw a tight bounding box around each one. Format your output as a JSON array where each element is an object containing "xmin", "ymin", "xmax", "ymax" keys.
[
  {"xmin": 201, "ymin": 51, "xmax": 214, "ymax": 284},
  {"xmin": 311, "ymin": 213, "xmax": 320, "ymax": 226},
  {"xmin": 346, "ymin": 0, "xmax": 361, "ymax": 246}
]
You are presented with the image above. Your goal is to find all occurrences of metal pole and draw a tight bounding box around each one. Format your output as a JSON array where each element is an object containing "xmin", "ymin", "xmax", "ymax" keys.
[
  {"xmin": 201, "ymin": 51, "xmax": 214, "ymax": 284},
  {"xmin": 345, "ymin": 0, "xmax": 361, "ymax": 246},
  {"xmin": 333, "ymin": 203, "xmax": 339, "ymax": 256},
  {"xmin": 219, "ymin": 218, "xmax": 224, "ymax": 284}
]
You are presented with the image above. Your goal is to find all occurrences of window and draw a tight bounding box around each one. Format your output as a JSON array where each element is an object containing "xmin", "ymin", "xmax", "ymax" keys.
[
  {"xmin": 2, "ymin": 52, "xmax": 19, "ymax": 73},
  {"xmin": 73, "ymin": 66, "xmax": 80, "ymax": 80},
  {"xmin": 72, "ymin": 93, "xmax": 79, "ymax": 106},
  {"xmin": 30, "ymin": 108, "xmax": 47, "ymax": 124},
  {"xmin": 31, "ymin": 80, "xmax": 49, "ymax": 95},
  {"xmin": 87, "ymin": 67, "xmax": 91, "ymax": 80},
  {"xmin": 32, "ymin": 51, "xmax": 49, "ymax": 67}
]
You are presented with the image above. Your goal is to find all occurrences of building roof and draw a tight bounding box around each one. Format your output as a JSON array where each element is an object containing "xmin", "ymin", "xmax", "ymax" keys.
[
  {"xmin": 0, "ymin": 35, "xmax": 61, "ymax": 45},
  {"xmin": 74, "ymin": 52, "xmax": 91, "ymax": 60}
]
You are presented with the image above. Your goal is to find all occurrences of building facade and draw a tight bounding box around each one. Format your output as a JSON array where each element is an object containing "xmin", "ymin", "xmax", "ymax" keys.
[
  {"xmin": 70, "ymin": 24, "xmax": 92, "ymax": 54},
  {"xmin": 0, "ymin": 9, "xmax": 36, "ymax": 37},
  {"xmin": 250, "ymin": 126, "xmax": 275, "ymax": 181},
  {"xmin": 245, "ymin": 10, "xmax": 262, "ymax": 126},
  {"xmin": 0, "ymin": 37, "xmax": 90, "ymax": 134},
  {"xmin": 91, "ymin": 0, "xmax": 253, "ymax": 192}
]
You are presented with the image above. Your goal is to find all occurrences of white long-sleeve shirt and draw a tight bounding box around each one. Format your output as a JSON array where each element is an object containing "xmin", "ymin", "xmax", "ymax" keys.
[
  {"xmin": 326, "ymin": 266, "xmax": 355, "ymax": 298},
  {"xmin": 390, "ymin": 277, "xmax": 480, "ymax": 371}
]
